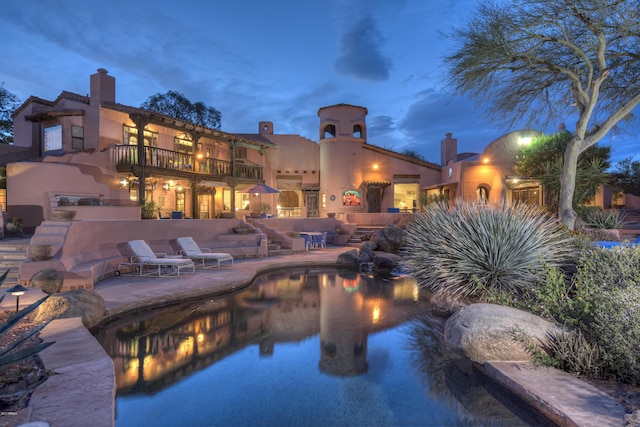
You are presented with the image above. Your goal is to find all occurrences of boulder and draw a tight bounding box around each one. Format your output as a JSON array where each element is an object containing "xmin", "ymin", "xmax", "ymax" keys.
[
  {"xmin": 359, "ymin": 241, "xmax": 378, "ymax": 251},
  {"xmin": 359, "ymin": 245, "xmax": 376, "ymax": 261},
  {"xmin": 30, "ymin": 269, "xmax": 64, "ymax": 295},
  {"xmin": 372, "ymin": 252, "xmax": 402, "ymax": 271},
  {"xmin": 444, "ymin": 303, "xmax": 562, "ymax": 364},
  {"xmin": 357, "ymin": 252, "xmax": 373, "ymax": 265},
  {"xmin": 370, "ymin": 224, "xmax": 404, "ymax": 253},
  {"xmin": 430, "ymin": 291, "xmax": 470, "ymax": 317},
  {"xmin": 33, "ymin": 289, "xmax": 106, "ymax": 328},
  {"xmin": 336, "ymin": 249, "xmax": 359, "ymax": 266}
]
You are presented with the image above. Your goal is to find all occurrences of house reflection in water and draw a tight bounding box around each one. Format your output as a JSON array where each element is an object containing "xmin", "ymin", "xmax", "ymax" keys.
[{"xmin": 96, "ymin": 268, "xmax": 424, "ymax": 395}]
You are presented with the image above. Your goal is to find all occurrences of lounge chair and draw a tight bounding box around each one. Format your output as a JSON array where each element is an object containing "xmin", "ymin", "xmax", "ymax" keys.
[
  {"xmin": 125, "ymin": 240, "xmax": 195, "ymax": 276},
  {"xmin": 176, "ymin": 237, "xmax": 234, "ymax": 269}
]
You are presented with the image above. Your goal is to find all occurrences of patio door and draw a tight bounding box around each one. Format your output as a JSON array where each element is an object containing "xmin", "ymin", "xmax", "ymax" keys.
[
  {"xmin": 304, "ymin": 191, "xmax": 319, "ymax": 218},
  {"xmin": 198, "ymin": 194, "xmax": 211, "ymax": 219}
]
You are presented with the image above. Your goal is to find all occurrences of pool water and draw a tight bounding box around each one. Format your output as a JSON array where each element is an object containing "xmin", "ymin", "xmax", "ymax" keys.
[{"xmin": 95, "ymin": 267, "xmax": 552, "ymax": 426}]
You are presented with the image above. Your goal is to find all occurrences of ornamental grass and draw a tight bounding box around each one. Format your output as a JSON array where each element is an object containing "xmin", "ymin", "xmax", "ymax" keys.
[{"xmin": 401, "ymin": 200, "xmax": 575, "ymax": 300}]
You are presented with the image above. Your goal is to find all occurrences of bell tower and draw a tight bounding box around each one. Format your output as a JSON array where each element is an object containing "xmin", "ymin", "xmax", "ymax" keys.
[{"xmin": 318, "ymin": 104, "xmax": 368, "ymax": 216}]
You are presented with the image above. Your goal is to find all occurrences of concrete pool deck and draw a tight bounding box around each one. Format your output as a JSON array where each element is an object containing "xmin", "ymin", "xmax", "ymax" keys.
[{"xmin": 0, "ymin": 246, "xmax": 628, "ymax": 426}]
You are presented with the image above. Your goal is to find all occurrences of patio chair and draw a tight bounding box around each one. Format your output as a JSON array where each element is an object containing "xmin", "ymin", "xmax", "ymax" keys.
[
  {"xmin": 301, "ymin": 233, "xmax": 313, "ymax": 250},
  {"xmin": 312, "ymin": 232, "xmax": 327, "ymax": 248},
  {"xmin": 171, "ymin": 211, "xmax": 183, "ymax": 219},
  {"xmin": 176, "ymin": 236, "xmax": 234, "ymax": 269},
  {"xmin": 126, "ymin": 240, "xmax": 195, "ymax": 277}
]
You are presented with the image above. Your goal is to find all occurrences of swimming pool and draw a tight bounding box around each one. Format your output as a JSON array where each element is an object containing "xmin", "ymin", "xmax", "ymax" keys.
[{"xmin": 96, "ymin": 267, "xmax": 552, "ymax": 426}]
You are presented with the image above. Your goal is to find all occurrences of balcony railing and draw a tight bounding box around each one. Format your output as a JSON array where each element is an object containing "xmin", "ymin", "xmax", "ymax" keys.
[{"xmin": 112, "ymin": 145, "xmax": 262, "ymax": 180}]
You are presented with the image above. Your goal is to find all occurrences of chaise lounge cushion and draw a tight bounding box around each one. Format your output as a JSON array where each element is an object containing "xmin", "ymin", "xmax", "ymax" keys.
[{"xmin": 176, "ymin": 237, "xmax": 234, "ymax": 268}]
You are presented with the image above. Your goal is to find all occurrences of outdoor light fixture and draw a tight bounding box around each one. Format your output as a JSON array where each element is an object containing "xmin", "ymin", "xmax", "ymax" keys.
[
  {"xmin": 518, "ymin": 136, "xmax": 532, "ymax": 145},
  {"xmin": 119, "ymin": 178, "xmax": 128, "ymax": 188},
  {"xmin": 373, "ymin": 163, "xmax": 379, "ymax": 170},
  {"xmin": 163, "ymin": 183, "xmax": 170, "ymax": 191},
  {"xmin": 483, "ymin": 157, "xmax": 490, "ymax": 164},
  {"xmin": 6, "ymin": 284, "xmax": 28, "ymax": 312}
]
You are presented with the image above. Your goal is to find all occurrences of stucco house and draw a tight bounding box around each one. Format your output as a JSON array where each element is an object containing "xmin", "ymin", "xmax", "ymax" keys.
[{"xmin": 3, "ymin": 68, "xmax": 575, "ymax": 233}]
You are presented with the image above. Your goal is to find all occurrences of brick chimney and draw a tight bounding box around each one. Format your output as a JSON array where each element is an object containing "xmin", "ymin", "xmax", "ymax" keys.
[{"xmin": 440, "ymin": 132, "xmax": 457, "ymax": 166}]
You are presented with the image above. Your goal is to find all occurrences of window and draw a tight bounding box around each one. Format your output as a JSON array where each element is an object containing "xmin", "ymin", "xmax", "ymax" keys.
[
  {"xmin": 44, "ymin": 125, "xmax": 62, "ymax": 152},
  {"xmin": 393, "ymin": 183, "xmax": 419, "ymax": 212},
  {"xmin": 176, "ymin": 191, "xmax": 185, "ymax": 213},
  {"xmin": 71, "ymin": 126, "xmax": 84, "ymax": 150},
  {"xmin": 174, "ymin": 135, "xmax": 193, "ymax": 154},
  {"xmin": 476, "ymin": 185, "xmax": 489, "ymax": 204},
  {"xmin": 343, "ymin": 190, "xmax": 361, "ymax": 206},
  {"xmin": 323, "ymin": 124, "xmax": 336, "ymax": 138},
  {"xmin": 123, "ymin": 125, "xmax": 158, "ymax": 147},
  {"xmin": 512, "ymin": 187, "xmax": 540, "ymax": 206}
]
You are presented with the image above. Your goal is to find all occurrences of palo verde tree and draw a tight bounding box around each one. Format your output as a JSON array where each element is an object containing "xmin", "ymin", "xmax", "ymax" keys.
[
  {"xmin": 445, "ymin": 0, "xmax": 640, "ymax": 229},
  {"xmin": 0, "ymin": 83, "xmax": 20, "ymax": 144},
  {"xmin": 141, "ymin": 90, "xmax": 221, "ymax": 129}
]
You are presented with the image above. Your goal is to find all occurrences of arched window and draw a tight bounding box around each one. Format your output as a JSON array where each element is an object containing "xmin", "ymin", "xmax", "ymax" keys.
[
  {"xmin": 323, "ymin": 124, "xmax": 336, "ymax": 138},
  {"xmin": 353, "ymin": 124, "xmax": 362, "ymax": 138},
  {"xmin": 476, "ymin": 185, "xmax": 489, "ymax": 204}
]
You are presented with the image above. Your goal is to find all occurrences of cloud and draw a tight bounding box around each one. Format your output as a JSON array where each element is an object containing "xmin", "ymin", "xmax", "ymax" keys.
[
  {"xmin": 397, "ymin": 89, "xmax": 505, "ymax": 162},
  {"xmin": 368, "ymin": 115, "xmax": 396, "ymax": 135},
  {"xmin": 334, "ymin": 16, "xmax": 392, "ymax": 81}
]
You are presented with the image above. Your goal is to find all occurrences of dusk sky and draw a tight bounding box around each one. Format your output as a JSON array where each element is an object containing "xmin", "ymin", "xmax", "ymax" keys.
[{"xmin": 1, "ymin": 0, "xmax": 637, "ymax": 165}]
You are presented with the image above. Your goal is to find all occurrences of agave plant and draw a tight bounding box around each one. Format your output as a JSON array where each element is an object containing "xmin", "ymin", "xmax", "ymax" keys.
[
  {"xmin": 0, "ymin": 269, "xmax": 55, "ymax": 371},
  {"xmin": 401, "ymin": 201, "xmax": 576, "ymax": 300}
]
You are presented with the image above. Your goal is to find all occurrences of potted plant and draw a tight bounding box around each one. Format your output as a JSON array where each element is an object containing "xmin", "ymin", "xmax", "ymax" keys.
[
  {"xmin": 141, "ymin": 200, "xmax": 159, "ymax": 219},
  {"xmin": 6, "ymin": 217, "xmax": 24, "ymax": 237}
]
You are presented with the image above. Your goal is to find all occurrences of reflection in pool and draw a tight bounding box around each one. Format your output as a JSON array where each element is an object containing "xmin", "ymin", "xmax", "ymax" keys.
[{"xmin": 95, "ymin": 267, "xmax": 552, "ymax": 426}]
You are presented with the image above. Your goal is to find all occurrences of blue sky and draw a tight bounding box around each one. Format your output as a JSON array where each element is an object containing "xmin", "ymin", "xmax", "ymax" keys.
[{"xmin": 1, "ymin": 0, "xmax": 637, "ymax": 165}]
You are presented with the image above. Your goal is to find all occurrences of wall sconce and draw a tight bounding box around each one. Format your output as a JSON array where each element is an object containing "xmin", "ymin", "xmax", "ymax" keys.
[
  {"xmin": 482, "ymin": 157, "xmax": 490, "ymax": 164},
  {"xmin": 176, "ymin": 185, "xmax": 183, "ymax": 192},
  {"xmin": 373, "ymin": 163, "xmax": 379, "ymax": 170},
  {"xmin": 119, "ymin": 178, "xmax": 128, "ymax": 188},
  {"xmin": 6, "ymin": 284, "xmax": 28, "ymax": 312},
  {"xmin": 163, "ymin": 183, "xmax": 170, "ymax": 191}
]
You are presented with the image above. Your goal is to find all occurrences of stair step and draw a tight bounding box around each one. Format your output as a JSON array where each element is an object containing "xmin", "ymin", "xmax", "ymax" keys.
[{"xmin": 267, "ymin": 248, "xmax": 295, "ymax": 257}]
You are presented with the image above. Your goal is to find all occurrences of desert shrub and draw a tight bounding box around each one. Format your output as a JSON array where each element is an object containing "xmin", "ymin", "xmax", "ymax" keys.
[
  {"xmin": 574, "ymin": 205, "xmax": 600, "ymax": 220},
  {"xmin": 401, "ymin": 201, "xmax": 576, "ymax": 300},
  {"xmin": 577, "ymin": 227, "xmax": 620, "ymax": 242},
  {"xmin": 571, "ymin": 246, "xmax": 640, "ymax": 383},
  {"xmin": 582, "ymin": 209, "xmax": 626, "ymax": 229},
  {"xmin": 517, "ymin": 263, "xmax": 576, "ymax": 323},
  {"xmin": 546, "ymin": 329, "xmax": 603, "ymax": 378}
]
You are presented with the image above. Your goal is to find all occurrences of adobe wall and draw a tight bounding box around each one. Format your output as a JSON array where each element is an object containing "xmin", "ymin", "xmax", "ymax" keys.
[{"xmin": 19, "ymin": 219, "xmax": 267, "ymax": 290}]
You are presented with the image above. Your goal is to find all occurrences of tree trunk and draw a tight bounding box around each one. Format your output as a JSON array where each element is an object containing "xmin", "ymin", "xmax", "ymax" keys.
[{"xmin": 558, "ymin": 137, "xmax": 582, "ymax": 230}]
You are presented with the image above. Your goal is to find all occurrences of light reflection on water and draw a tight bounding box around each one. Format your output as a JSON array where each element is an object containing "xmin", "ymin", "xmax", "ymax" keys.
[{"xmin": 95, "ymin": 267, "xmax": 551, "ymax": 427}]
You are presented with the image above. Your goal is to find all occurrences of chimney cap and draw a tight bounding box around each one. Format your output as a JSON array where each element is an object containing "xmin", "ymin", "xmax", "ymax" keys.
[{"xmin": 97, "ymin": 68, "xmax": 108, "ymax": 74}]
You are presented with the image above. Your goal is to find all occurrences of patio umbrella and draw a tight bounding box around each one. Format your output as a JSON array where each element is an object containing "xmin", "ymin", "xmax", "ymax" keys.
[{"xmin": 241, "ymin": 183, "xmax": 280, "ymax": 213}]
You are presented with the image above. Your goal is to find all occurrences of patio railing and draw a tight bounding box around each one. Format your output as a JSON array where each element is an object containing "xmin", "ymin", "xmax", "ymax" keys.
[{"xmin": 112, "ymin": 145, "xmax": 262, "ymax": 180}]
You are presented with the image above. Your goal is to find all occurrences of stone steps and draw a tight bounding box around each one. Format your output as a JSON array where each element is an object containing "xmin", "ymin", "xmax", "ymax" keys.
[
  {"xmin": 0, "ymin": 239, "xmax": 30, "ymax": 287},
  {"xmin": 347, "ymin": 226, "xmax": 384, "ymax": 247}
]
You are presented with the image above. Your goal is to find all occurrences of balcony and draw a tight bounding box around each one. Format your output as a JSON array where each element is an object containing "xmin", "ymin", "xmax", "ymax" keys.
[{"xmin": 112, "ymin": 145, "xmax": 263, "ymax": 181}]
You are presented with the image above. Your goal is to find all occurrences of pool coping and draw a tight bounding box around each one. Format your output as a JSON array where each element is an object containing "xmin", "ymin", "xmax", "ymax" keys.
[{"xmin": 2, "ymin": 248, "xmax": 628, "ymax": 426}]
